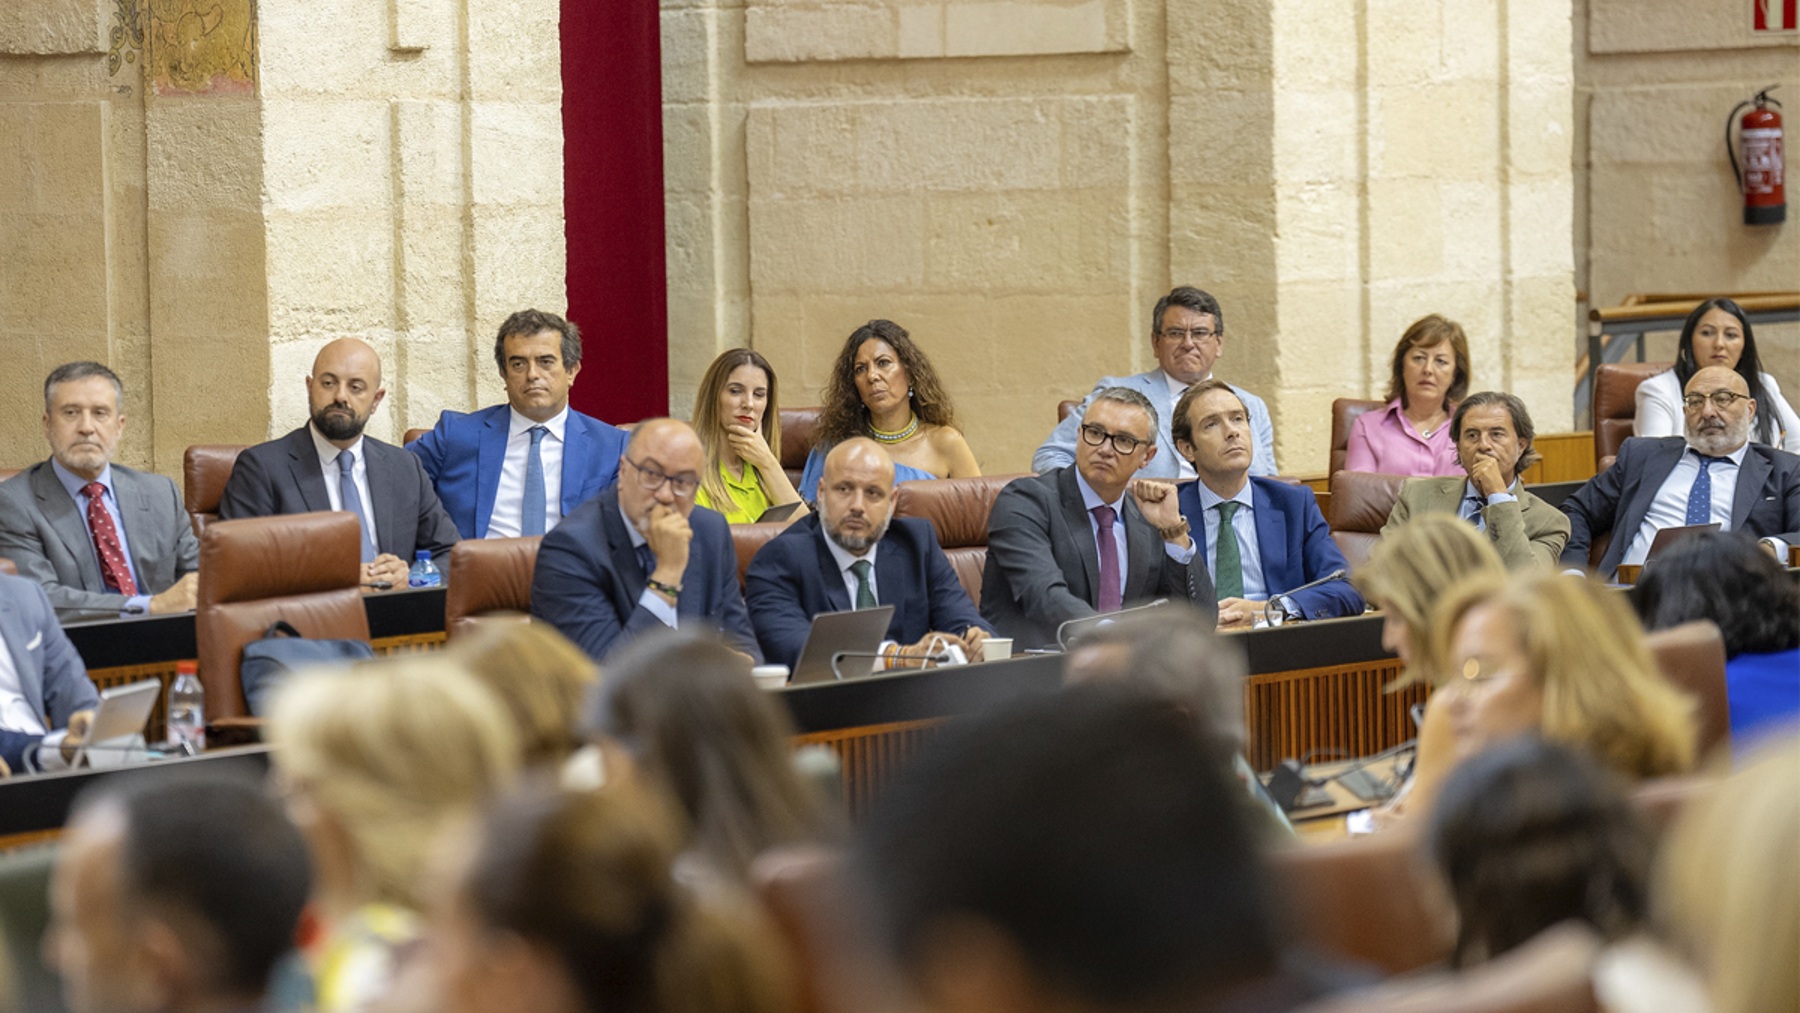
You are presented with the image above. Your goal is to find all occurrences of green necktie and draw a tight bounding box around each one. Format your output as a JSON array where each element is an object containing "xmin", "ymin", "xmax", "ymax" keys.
[
  {"xmin": 851, "ymin": 559, "xmax": 876, "ymax": 610},
  {"xmin": 1214, "ymin": 501, "xmax": 1243, "ymax": 600}
]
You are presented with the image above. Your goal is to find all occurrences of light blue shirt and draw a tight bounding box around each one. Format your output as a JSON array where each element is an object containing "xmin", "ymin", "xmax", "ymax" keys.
[
  {"xmin": 1622, "ymin": 444, "xmax": 1746, "ymax": 567},
  {"xmin": 1456, "ymin": 479, "xmax": 1520, "ymax": 534},
  {"xmin": 1073, "ymin": 472, "xmax": 1196, "ymax": 597},
  {"xmin": 1193, "ymin": 480, "xmax": 1266, "ymax": 599},
  {"xmin": 51, "ymin": 460, "xmax": 150, "ymax": 616},
  {"xmin": 619, "ymin": 500, "xmax": 680, "ymax": 629}
]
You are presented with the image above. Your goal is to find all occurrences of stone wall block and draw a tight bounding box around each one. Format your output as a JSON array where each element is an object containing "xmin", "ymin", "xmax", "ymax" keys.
[
  {"xmin": 1505, "ymin": 79, "xmax": 1573, "ymax": 180},
  {"xmin": 466, "ymin": 0, "xmax": 561, "ymax": 101},
  {"xmin": 748, "ymin": 194, "xmax": 928, "ymax": 293},
  {"xmin": 0, "ymin": 211, "xmax": 108, "ymax": 335},
  {"xmin": 1590, "ymin": 0, "xmax": 1800, "ymax": 54},
  {"xmin": 745, "ymin": 5, "xmax": 896, "ymax": 63},
  {"xmin": 1170, "ymin": 183, "xmax": 1277, "ymax": 285},
  {"xmin": 1363, "ymin": 0, "xmax": 1445, "ymax": 89},
  {"xmin": 746, "ymin": 103, "xmax": 857, "ymax": 199},
  {"xmin": 0, "ymin": 0, "xmax": 103, "ymax": 55},
  {"xmin": 662, "ymin": 6, "xmax": 715, "ymax": 104},
  {"xmin": 1269, "ymin": 0, "xmax": 1358, "ymax": 88},
  {"xmin": 923, "ymin": 188, "xmax": 1130, "ymax": 292},
  {"xmin": 1273, "ymin": 183, "xmax": 1360, "ymax": 283},
  {"xmin": 262, "ymin": 99, "xmax": 391, "ymax": 213},
  {"xmin": 1, "ymin": 102, "xmax": 105, "ymax": 214},
  {"xmin": 143, "ymin": 100, "xmax": 264, "ymax": 213},
  {"xmin": 1369, "ymin": 82, "xmax": 1499, "ymax": 180},
  {"xmin": 896, "ymin": 4, "xmax": 944, "ymax": 58},
  {"xmin": 1168, "ymin": 92, "xmax": 1273, "ymax": 188},
  {"xmin": 1272, "ymin": 89, "xmax": 1358, "ymax": 185},
  {"xmin": 1437, "ymin": 182, "xmax": 1504, "ymax": 280},
  {"xmin": 393, "ymin": 99, "xmax": 464, "ymax": 205},
  {"xmin": 1505, "ymin": 180, "xmax": 1575, "ymax": 279},
  {"xmin": 470, "ymin": 206, "xmax": 566, "ymax": 326},
  {"xmin": 1059, "ymin": 95, "xmax": 1133, "ymax": 189},
  {"xmin": 265, "ymin": 210, "xmax": 396, "ymax": 331},
  {"xmin": 1168, "ymin": 0, "xmax": 1271, "ymax": 93},
  {"xmin": 469, "ymin": 102, "xmax": 564, "ymax": 206},
  {"xmin": 942, "ymin": 0, "xmax": 1118, "ymax": 58},
  {"xmin": 1365, "ymin": 179, "xmax": 1446, "ymax": 279},
  {"xmin": 853, "ymin": 99, "xmax": 1062, "ymax": 195}
]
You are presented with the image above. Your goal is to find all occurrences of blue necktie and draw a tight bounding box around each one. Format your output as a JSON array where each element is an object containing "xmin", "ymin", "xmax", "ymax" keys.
[
  {"xmin": 1463, "ymin": 495, "xmax": 1486, "ymax": 532},
  {"xmin": 1685, "ymin": 454, "xmax": 1722, "ymax": 526},
  {"xmin": 635, "ymin": 543, "xmax": 655, "ymax": 580},
  {"xmin": 521, "ymin": 425, "xmax": 548, "ymax": 537},
  {"xmin": 337, "ymin": 449, "xmax": 376, "ymax": 563}
]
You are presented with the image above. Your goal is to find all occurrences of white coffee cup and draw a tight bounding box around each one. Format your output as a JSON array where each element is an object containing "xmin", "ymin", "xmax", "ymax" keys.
[
  {"xmin": 751, "ymin": 664, "xmax": 790, "ymax": 690},
  {"xmin": 983, "ymin": 637, "xmax": 1013, "ymax": 661}
]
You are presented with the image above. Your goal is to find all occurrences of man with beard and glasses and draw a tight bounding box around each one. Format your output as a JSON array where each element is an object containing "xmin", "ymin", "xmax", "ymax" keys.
[
  {"xmin": 745, "ymin": 438, "xmax": 990, "ymax": 669},
  {"xmin": 220, "ymin": 338, "xmax": 458, "ymax": 592},
  {"xmin": 530, "ymin": 419, "xmax": 759, "ymax": 662},
  {"xmin": 1562, "ymin": 365, "xmax": 1800, "ymax": 578}
]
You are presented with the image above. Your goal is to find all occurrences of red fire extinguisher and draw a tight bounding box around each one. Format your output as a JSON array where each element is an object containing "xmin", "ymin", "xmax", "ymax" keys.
[{"xmin": 1729, "ymin": 85, "xmax": 1785, "ymax": 226}]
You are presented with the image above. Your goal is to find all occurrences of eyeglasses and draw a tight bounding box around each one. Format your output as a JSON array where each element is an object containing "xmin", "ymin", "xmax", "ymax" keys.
[
  {"xmin": 1079, "ymin": 424, "xmax": 1148, "ymax": 455},
  {"xmin": 1681, "ymin": 390, "xmax": 1752, "ymax": 411},
  {"xmin": 1159, "ymin": 327, "xmax": 1218, "ymax": 345},
  {"xmin": 623, "ymin": 457, "xmax": 699, "ymax": 498}
]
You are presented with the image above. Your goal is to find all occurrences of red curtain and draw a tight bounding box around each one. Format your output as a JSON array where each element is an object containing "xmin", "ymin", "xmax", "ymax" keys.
[{"xmin": 561, "ymin": 0, "xmax": 668, "ymax": 423}]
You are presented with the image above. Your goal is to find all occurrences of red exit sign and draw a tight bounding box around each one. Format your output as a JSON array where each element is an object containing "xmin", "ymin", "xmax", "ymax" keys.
[{"xmin": 1754, "ymin": 0, "xmax": 1798, "ymax": 32}]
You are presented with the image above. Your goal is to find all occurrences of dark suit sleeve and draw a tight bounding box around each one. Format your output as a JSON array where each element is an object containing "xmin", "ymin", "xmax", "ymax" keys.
[
  {"xmin": 919, "ymin": 525, "xmax": 990, "ymax": 635},
  {"xmin": 1561, "ymin": 444, "xmax": 1631, "ymax": 566},
  {"xmin": 407, "ymin": 454, "xmax": 460, "ymax": 561},
  {"xmin": 744, "ymin": 541, "xmax": 814, "ymax": 669},
  {"xmin": 0, "ymin": 479, "xmax": 128, "ymax": 620},
  {"xmin": 217, "ymin": 445, "xmax": 274, "ymax": 520},
  {"xmin": 1775, "ymin": 450, "xmax": 1800, "ymax": 544},
  {"xmin": 711, "ymin": 547, "xmax": 763, "ymax": 665},
  {"xmin": 529, "ymin": 528, "xmax": 629, "ymax": 661},
  {"xmin": 984, "ymin": 481, "xmax": 1098, "ymax": 628},
  {"xmin": 29, "ymin": 581, "xmax": 98, "ymax": 726},
  {"xmin": 169, "ymin": 477, "xmax": 200, "ymax": 577},
  {"xmin": 0, "ymin": 730, "xmax": 44, "ymax": 773},
  {"xmin": 1287, "ymin": 494, "xmax": 1364, "ymax": 620},
  {"xmin": 1156, "ymin": 538, "xmax": 1217, "ymax": 620}
]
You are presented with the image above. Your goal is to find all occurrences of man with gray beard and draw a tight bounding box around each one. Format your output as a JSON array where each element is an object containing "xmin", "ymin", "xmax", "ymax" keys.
[
  {"xmin": 745, "ymin": 437, "xmax": 991, "ymax": 669},
  {"xmin": 1563, "ymin": 364, "xmax": 1800, "ymax": 578}
]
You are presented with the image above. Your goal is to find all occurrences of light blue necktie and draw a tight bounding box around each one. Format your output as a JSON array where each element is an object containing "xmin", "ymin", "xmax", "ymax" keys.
[
  {"xmin": 1685, "ymin": 454, "xmax": 1722, "ymax": 526},
  {"xmin": 338, "ymin": 449, "xmax": 376, "ymax": 563},
  {"xmin": 522, "ymin": 425, "xmax": 548, "ymax": 537}
]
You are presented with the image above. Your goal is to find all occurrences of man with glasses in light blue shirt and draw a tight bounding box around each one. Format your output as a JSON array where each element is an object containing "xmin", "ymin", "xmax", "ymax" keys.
[
  {"xmin": 530, "ymin": 418, "xmax": 760, "ymax": 662},
  {"xmin": 1034, "ymin": 286, "xmax": 1279, "ymax": 479}
]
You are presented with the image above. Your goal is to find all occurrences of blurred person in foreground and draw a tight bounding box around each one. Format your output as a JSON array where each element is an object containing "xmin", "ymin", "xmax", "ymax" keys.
[
  {"xmin": 266, "ymin": 657, "xmax": 521, "ymax": 1011},
  {"xmin": 1631, "ymin": 530, "xmax": 1800, "ymax": 753},
  {"xmin": 1424, "ymin": 571, "xmax": 1696, "ymax": 790},
  {"xmin": 1062, "ymin": 604, "xmax": 1290, "ymax": 835},
  {"xmin": 45, "ymin": 774, "xmax": 311, "ymax": 1013},
  {"xmin": 414, "ymin": 781, "xmax": 797, "ymax": 1013},
  {"xmin": 588, "ymin": 630, "xmax": 842, "ymax": 888},
  {"xmin": 1352, "ymin": 514, "xmax": 1508, "ymax": 820},
  {"xmin": 856, "ymin": 684, "xmax": 1337, "ymax": 1013},
  {"xmin": 449, "ymin": 620, "xmax": 599, "ymax": 769}
]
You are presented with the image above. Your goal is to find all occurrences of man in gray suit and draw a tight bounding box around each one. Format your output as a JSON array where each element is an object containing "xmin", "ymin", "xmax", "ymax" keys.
[
  {"xmin": 0, "ymin": 572, "xmax": 98, "ymax": 773},
  {"xmin": 0, "ymin": 363, "xmax": 199, "ymax": 622},
  {"xmin": 219, "ymin": 337, "xmax": 458, "ymax": 592},
  {"xmin": 1034, "ymin": 286, "xmax": 1279, "ymax": 478},
  {"xmin": 983, "ymin": 387, "xmax": 1216, "ymax": 649}
]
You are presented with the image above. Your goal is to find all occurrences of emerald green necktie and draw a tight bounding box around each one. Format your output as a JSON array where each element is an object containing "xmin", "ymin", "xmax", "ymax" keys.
[
  {"xmin": 1214, "ymin": 501, "xmax": 1243, "ymax": 600},
  {"xmin": 851, "ymin": 559, "xmax": 876, "ymax": 610}
]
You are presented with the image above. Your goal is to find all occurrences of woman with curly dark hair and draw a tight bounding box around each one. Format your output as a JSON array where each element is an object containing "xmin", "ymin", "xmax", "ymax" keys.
[{"xmin": 797, "ymin": 319, "xmax": 980, "ymax": 500}]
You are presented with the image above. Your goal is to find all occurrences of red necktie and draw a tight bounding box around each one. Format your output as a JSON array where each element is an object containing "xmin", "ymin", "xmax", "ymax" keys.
[
  {"xmin": 1091, "ymin": 504, "xmax": 1122, "ymax": 613},
  {"xmin": 83, "ymin": 482, "xmax": 137, "ymax": 596}
]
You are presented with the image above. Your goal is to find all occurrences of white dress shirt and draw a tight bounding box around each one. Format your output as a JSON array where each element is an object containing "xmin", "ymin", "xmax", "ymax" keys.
[
  {"xmin": 1164, "ymin": 372, "xmax": 1199, "ymax": 480},
  {"xmin": 1074, "ymin": 472, "xmax": 1197, "ymax": 594},
  {"xmin": 1193, "ymin": 479, "xmax": 1266, "ymax": 599},
  {"xmin": 486, "ymin": 407, "xmax": 569, "ymax": 538},
  {"xmin": 308, "ymin": 424, "xmax": 381, "ymax": 549},
  {"xmin": 1621, "ymin": 444, "xmax": 1747, "ymax": 567}
]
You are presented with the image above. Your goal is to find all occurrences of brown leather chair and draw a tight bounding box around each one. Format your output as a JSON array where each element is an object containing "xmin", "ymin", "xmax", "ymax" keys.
[
  {"xmin": 732, "ymin": 522, "xmax": 790, "ymax": 589},
  {"xmin": 1057, "ymin": 398, "xmax": 1081, "ymax": 423},
  {"xmin": 892, "ymin": 474, "xmax": 1030, "ymax": 607},
  {"xmin": 781, "ymin": 407, "xmax": 823, "ymax": 487},
  {"xmin": 1329, "ymin": 398, "xmax": 1386, "ymax": 475},
  {"xmin": 1645, "ymin": 619, "xmax": 1731, "ymax": 759},
  {"xmin": 1327, "ymin": 471, "xmax": 1409, "ymax": 571},
  {"xmin": 0, "ymin": 469, "xmax": 17, "ymax": 483},
  {"xmin": 1270, "ymin": 825, "xmax": 1452, "ymax": 976},
  {"xmin": 402, "ymin": 427, "xmax": 429, "ymax": 446},
  {"xmin": 444, "ymin": 536, "xmax": 541, "ymax": 639},
  {"xmin": 1592, "ymin": 361, "xmax": 1671, "ymax": 469},
  {"xmin": 182, "ymin": 445, "xmax": 247, "ymax": 538},
  {"xmin": 194, "ymin": 512, "xmax": 369, "ymax": 720}
]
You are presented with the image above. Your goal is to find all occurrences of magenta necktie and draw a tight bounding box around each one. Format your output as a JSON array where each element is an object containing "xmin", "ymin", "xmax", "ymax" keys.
[{"xmin": 1091, "ymin": 504, "xmax": 1122, "ymax": 613}]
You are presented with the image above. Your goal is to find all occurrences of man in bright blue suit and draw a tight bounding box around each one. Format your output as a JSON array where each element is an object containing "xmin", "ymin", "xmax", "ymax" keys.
[
  {"xmin": 408, "ymin": 309, "xmax": 627, "ymax": 539},
  {"xmin": 1035, "ymin": 286, "xmax": 1278, "ymax": 479},
  {"xmin": 530, "ymin": 419, "xmax": 760, "ymax": 663},
  {"xmin": 1168, "ymin": 380, "xmax": 1362, "ymax": 627},
  {"xmin": 0, "ymin": 572, "xmax": 98, "ymax": 774},
  {"xmin": 746, "ymin": 439, "xmax": 991, "ymax": 670}
]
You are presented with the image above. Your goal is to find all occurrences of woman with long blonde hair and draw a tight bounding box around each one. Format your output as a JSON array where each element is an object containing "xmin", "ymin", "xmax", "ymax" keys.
[{"xmin": 691, "ymin": 348, "xmax": 806, "ymax": 524}]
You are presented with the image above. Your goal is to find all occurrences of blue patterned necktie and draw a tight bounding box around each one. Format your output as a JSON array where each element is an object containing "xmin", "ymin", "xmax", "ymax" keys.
[
  {"xmin": 337, "ymin": 449, "xmax": 376, "ymax": 563},
  {"xmin": 521, "ymin": 425, "xmax": 548, "ymax": 536},
  {"xmin": 1684, "ymin": 454, "xmax": 1722, "ymax": 526}
]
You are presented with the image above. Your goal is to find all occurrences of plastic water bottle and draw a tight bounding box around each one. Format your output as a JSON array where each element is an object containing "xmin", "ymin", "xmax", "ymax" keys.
[
  {"xmin": 408, "ymin": 550, "xmax": 442, "ymax": 588},
  {"xmin": 167, "ymin": 663, "xmax": 205, "ymax": 753}
]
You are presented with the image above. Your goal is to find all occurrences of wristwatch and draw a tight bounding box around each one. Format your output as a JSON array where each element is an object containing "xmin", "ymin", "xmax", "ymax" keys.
[{"xmin": 646, "ymin": 577, "xmax": 682, "ymax": 600}]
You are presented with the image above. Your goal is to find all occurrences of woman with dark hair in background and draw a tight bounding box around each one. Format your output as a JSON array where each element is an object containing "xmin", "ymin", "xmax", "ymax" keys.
[
  {"xmin": 1343, "ymin": 314, "xmax": 1472, "ymax": 477},
  {"xmin": 1632, "ymin": 531, "xmax": 1800, "ymax": 751},
  {"xmin": 797, "ymin": 319, "xmax": 980, "ymax": 500},
  {"xmin": 1633, "ymin": 297, "xmax": 1800, "ymax": 451},
  {"xmin": 589, "ymin": 630, "xmax": 843, "ymax": 885},
  {"xmin": 1428, "ymin": 736, "xmax": 1654, "ymax": 968},
  {"xmin": 691, "ymin": 348, "xmax": 807, "ymax": 524}
]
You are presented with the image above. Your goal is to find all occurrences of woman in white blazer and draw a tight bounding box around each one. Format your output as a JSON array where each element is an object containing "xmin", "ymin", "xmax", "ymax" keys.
[{"xmin": 1635, "ymin": 297, "xmax": 1800, "ymax": 452}]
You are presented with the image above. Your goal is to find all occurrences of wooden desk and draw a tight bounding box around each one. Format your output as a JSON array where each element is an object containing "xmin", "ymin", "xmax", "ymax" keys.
[{"xmin": 0, "ymin": 747, "xmax": 273, "ymax": 847}]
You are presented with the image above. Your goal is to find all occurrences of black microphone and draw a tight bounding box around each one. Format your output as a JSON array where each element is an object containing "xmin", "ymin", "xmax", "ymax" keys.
[
  {"xmin": 829, "ymin": 650, "xmax": 951, "ymax": 681},
  {"xmin": 1263, "ymin": 569, "xmax": 1349, "ymax": 625},
  {"xmin": 1055, "ymin": 598, "xmax": 1171, "ymax": 650}
]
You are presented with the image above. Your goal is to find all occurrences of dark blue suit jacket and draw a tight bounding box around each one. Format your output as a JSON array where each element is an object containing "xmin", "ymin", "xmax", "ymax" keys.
[
  {"xmin": 529, "ymin": 485, "xmax": 760, "ymax": 663},
  {"xmin": 0, "ymin": 574, "xmax": 98, "ymax": 771},
  {"xmin": 1177, "ymin": 478, "xmax": 1363, "ymax": 620},
  {"xmin": 743, "ymin": 514, "xmax": 991, "ymax": 668},
  {"xmin": 407, "ymin": 404, "xmax": 627, "ymax": 539}
]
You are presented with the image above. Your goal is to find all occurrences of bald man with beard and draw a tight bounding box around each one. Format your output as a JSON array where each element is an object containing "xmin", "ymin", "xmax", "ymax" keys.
[
  {"xmin": 1562, "ymin": 365, "xmax": 1800, "ymax": 578},
  {"xmin": 219, "ymin": 338, "xmax": 459, "ymax": 591}
]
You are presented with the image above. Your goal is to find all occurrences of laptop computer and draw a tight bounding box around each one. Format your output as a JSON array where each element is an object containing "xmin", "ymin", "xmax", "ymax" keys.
[
  {"xmin": 789, "ymin": 606, "xmax": 896, "ymax": 685},
  {"xmin": 1645, "ymin": 522, "xmax": 1721, "ymax": 561},
  {"xmin": 75, "ymin": 678, "xmax": 162, "ymax": 769}
]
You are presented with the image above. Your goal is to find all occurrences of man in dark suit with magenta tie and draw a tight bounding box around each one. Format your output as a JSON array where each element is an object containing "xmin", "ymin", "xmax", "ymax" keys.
[
  {"xmin": 530, "ymin": 419, "xmax": 760, "ymax": 662},
  {"xmin": 407, "ymin": 309, "xmax": 627, "ymax": 540},
  {"xmin": 745, "ymin": 438, "xmax": 991, "ymax": 669}
]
